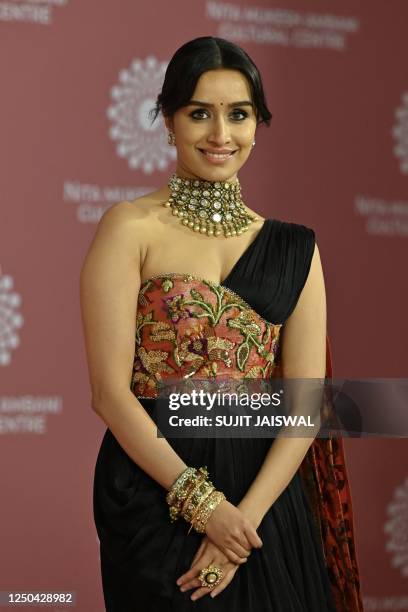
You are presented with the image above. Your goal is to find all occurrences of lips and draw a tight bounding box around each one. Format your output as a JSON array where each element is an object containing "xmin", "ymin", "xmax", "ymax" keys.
[{"xmin": 198, "ymin": 148, "xmax": 237, "ymax": 161}]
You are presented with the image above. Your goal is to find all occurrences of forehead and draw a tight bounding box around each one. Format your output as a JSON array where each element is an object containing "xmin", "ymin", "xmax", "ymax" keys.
[{"xmin": 192, "ymin": 69, "xmax": 252, "ymax": 102}]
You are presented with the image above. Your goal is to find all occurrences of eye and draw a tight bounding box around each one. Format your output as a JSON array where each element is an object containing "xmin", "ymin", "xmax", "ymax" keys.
[
  {"xmin": 189, "ymin": 109, "xmax": 210, "ymax": 120},
  {"xmin": 230, "ymin": 108, "xmax": 249, "ymax": 121}
]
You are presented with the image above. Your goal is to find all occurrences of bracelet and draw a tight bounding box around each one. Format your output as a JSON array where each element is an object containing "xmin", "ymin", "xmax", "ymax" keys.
[
  {"xmin": 166, "ymin": 466, "xmax": 226, "ymax": 533},
  {"xmin": 166, "ymin": 467, "xmax": 196, "ymax": 506},
  {"xmin": 191, "ymin": 490, "xmax": 226, "ymax": 534},
  {"xmin": 182, "ymin": 479, "xmax": 215, "ymax": 523},
  {"xmin": 187, "ymin": 482, "xmax": 216, "ymax": 534},
  {"xmin": 166, "ymin": 466, "xmax": 208, "ymax": 522},
  {"xmin": 166, "ymin": 467, "xmax": 196, "ymax": 521}
]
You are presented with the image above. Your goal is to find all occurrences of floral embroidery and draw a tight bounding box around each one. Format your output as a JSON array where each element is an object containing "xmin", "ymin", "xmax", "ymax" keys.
[
  {"xmin": 138, "ymin": 280, "xmax": 156, "ymax": 308},
  {"xmin": 161, "ymin": 278, "xmax": 174, "ymax": 293},
  {"xmin": 175, "ymin": 325, "xmax": 235, "ymax": 379},
  {"xmin": 132, "ymin": 347, "xmax": 175, "ymax": 395},
  {"xmin": 163, "ymin": 294, "xmax": 193, "ymax": 323},
  {"xmin": 150, "ymin": 322, "xmax": 176, "ymax": 343},
  {"xmin": 131, "ymin": 275, "xmax": 281, "ymax": 397}
]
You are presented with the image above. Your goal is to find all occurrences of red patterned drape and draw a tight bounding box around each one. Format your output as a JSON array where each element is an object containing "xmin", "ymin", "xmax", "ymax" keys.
[{"xmin": 298, "ymin": 335, "xmax": 364, "ymax": 611}]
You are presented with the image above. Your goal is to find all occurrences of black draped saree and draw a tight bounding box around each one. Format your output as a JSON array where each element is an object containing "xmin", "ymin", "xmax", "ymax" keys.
[{"xmin": 93, "ymin": 219, "xmax": 363, "ymax": 611}]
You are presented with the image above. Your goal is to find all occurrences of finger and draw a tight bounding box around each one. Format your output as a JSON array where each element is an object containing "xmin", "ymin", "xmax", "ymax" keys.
[
  {"xmin": 210, "ymin": 567, "xmax": 238, "ymax": 598},
  {"xmin": 191, "ymin": 566, "xmax": 236, "ymax": 601},
  {"xmin": 190, "ymin": 584, "xmax": 219, "ymax": 602},
  {"xmin": 177, "ymin": 552, "xmax": 212, "ymax": 586},
  {"xmin": 227, "ymin": 539, "xmax": 251, "ymax": 559},
  {"xmin": 245, "ymin": 526, "xmax": 263, "ymax": 549},
  {"xmin": 191, "ymin": 540, "xmax": 206, "ymax": 567},
  {"xmin": 221, "ymin": 546, "xmax": 248, "ymax": 565},
  {"xmin": 181, "ymin": 557, "xmax": 224, "ymax": 593},
  {"xmin": 176, "ymin": 565, "xmax": 201, "ymax": 586},
  {"xmin": 227, "ymin": 536, "xmax": 252, "ymax": 558},
  {"xmin": 179, "ymin": 577, "xmax": 201, "ymax": 593}
]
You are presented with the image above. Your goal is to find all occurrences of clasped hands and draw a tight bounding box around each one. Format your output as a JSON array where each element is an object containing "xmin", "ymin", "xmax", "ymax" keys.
[{"xmin": 176, "ymin": 500, "xmax": 263, "ymax": 602}]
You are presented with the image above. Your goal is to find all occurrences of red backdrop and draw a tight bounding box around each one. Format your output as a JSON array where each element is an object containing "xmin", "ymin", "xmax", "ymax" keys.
[{"xmin": 1, "ymin": 1, "xmax": 407, "ymax": 609}]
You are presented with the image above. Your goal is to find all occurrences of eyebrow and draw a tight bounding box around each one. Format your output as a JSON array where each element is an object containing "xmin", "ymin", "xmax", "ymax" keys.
[{"xmin": 188, "ymin": 100, "xmax": 253, "ymax": 108}]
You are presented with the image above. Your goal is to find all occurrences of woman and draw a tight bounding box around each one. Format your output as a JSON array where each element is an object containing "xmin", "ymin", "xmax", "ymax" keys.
[{"xmin": 80, "ymin": 37, "xmax": 363, "ymax": 611}]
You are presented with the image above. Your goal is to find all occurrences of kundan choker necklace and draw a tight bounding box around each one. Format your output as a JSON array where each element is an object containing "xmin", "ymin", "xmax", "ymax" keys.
[{"xmin": 164, "ymin": 173, "xmax": 258, "ymax": 238}]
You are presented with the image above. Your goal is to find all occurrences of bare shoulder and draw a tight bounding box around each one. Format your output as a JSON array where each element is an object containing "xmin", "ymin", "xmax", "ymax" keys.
[
  {"xmin": 90, "ymin": 187, "xmax": 167, "ymax": 260},
  {"xmin": 311, "ymin": 241, "xmax": 321, "ymax": 264},
  {"xmin": 100, "ymin": 186, "xmax": 166, "ymax": 230}
]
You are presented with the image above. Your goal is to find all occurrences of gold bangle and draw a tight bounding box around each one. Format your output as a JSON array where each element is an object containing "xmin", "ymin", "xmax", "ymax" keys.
[
  {"xmin": 166, "ymin": 467, "xmax": 196, "ymax": 507},
  {"xmin": 192, "ymin": 491, "xmax": 226, "ymax": 534},
  {"xmin": 187, "ymin": 483, "xmax": 216, "ymax": 534},
  {"xmin": 181, "ymin": 478, "xmax": 214, "ymax": 523},
  {"xmin": 166, "ymin": 467, "xmax": 209, "ymax": 522},
  {"xmin": 182, "ymin": 479, "xmax": 215, "ymax": 523}
]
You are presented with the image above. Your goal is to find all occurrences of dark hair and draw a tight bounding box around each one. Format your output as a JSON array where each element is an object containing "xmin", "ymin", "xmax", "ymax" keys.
[{"xmin": 150, "ymin": 36, "xmax": 272, "ymax": 126}]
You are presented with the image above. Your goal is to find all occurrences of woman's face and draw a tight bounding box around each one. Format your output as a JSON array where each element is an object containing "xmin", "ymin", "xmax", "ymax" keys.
[{"xmin": 165, "ymin": 69, "xmax": 257, "ymax": 183}]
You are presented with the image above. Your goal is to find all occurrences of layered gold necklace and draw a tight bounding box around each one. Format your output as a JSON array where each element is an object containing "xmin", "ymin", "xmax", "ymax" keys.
[{"xmin": 164, "ymin": 173, "xmax": 258, "ymax": 237}]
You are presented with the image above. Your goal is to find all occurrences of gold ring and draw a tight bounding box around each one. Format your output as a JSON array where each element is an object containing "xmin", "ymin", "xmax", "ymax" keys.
[{"xmin": 198, "ymin": 564, "xmax": 223, "ymax": 589}]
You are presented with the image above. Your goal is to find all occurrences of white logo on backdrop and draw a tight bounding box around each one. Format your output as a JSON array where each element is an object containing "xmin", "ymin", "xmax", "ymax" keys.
[
  {"xmin": 63, "ymin": 180, "xmax": 153, "ymax": 223},
  {"xmin": 0, "ymin": 395, "xmax": 62, "ymax": 435},
  {"xmin": 206, "ymin": 1, "xmax": 360, "ymax": 51},
  {"xmin": 0, "ymin": 0, "xmax": 68, "ymax": 26},
  {"xmin": 384, "ymin": 477, "xmax": 408, "ymax": 577},
  {"xmin": 0, "ymin": 272, "xmax": 24, "ymax": 366},
  {"xmin": 107, "ymin": 56, "xmax": 176, "ymax": 175},
  {"xmin": 392, "ymin": 92, "xmax": 408, "ymax": 175},
  {"xmin": 355, "ymin": 195, "xmax": 408, "ymax": 237}
]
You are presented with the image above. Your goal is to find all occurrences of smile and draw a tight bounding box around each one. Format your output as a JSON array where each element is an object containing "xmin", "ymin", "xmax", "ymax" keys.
[{"xmin": 198, "ymin": 149, "xmax": 237, "ymax": 163}]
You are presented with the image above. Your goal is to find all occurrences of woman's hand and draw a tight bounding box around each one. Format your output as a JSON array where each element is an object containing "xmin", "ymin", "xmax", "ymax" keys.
[
  {"xmin": 176, "ymin": 536, "xmax": 239, "ymax": 601},
  {"xmin": 204, "ymin": 499, "xmax": 263, "ymax": 564}
]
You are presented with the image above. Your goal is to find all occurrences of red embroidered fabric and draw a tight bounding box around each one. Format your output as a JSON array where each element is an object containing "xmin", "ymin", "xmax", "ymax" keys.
[{"xmin": 132, "ymin": 274, "xmax": 282, "ymax": 396}]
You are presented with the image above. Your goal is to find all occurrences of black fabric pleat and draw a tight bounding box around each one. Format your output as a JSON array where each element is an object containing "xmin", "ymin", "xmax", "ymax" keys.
[{"xmin": 222, "ymin": 218, "xmax": 316, "ymax": 324}]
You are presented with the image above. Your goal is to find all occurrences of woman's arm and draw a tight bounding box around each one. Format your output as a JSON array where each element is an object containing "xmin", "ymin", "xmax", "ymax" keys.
[
  {"xmin": 237, "ymin": 243, "xmax": 327, "ymax": 527},
  {"xmin": 80, "ymin": 203, "xmax": 187, "ymax": 490},
  {"xmin": 80, "ymin": 202, "xmax": 261, "ymax": 562}
]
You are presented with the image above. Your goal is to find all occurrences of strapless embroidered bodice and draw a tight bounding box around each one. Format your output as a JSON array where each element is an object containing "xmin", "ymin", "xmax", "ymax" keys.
[{"xmin": 131, "ymin": 273, "xmax": 282, "ymax": 398}]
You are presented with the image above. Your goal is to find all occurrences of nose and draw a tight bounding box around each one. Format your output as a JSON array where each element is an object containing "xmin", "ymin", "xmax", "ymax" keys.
[{"xmin": 207, "ymin": 115, "xmax": 231, "ymax": 146}]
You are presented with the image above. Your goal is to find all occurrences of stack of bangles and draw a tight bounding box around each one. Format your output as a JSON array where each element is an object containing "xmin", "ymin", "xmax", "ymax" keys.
[
  {"xmin": 166, "ymin": 466, "xmax": 225, "ymax": 535},
  {"xmin": 166, "ymin": 467, "xmax": 226, "ymax": 588}
]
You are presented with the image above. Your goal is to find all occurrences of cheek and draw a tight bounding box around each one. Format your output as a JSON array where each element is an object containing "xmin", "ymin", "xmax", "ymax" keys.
[
  {"xmin": 236, "ymin": 121, "xmax": 257, "ymax": 143},
  {"xmin": 174, "ymin": 118, "xmax": 204, "ymax": 145},
  {"xmin": 237, "ymin": 129, "xmax": 256, "ymax": 147}
]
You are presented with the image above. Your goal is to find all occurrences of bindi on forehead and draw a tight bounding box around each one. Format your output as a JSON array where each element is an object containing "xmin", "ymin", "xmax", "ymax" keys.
[{"xmin": 188, "ymin": 99, "xmax": 253, "ymax": 109}]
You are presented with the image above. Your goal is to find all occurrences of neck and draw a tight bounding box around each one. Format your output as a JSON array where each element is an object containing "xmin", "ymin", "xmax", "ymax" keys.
[{"xmin": 174, "ymin": 167, "xmax": 239, "ymax": 186}]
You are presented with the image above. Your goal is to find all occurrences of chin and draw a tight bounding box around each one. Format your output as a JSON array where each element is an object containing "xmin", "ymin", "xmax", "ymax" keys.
[{"xmin": 190, "ymin": 163, "xmax": 241, "ymax": 183}]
